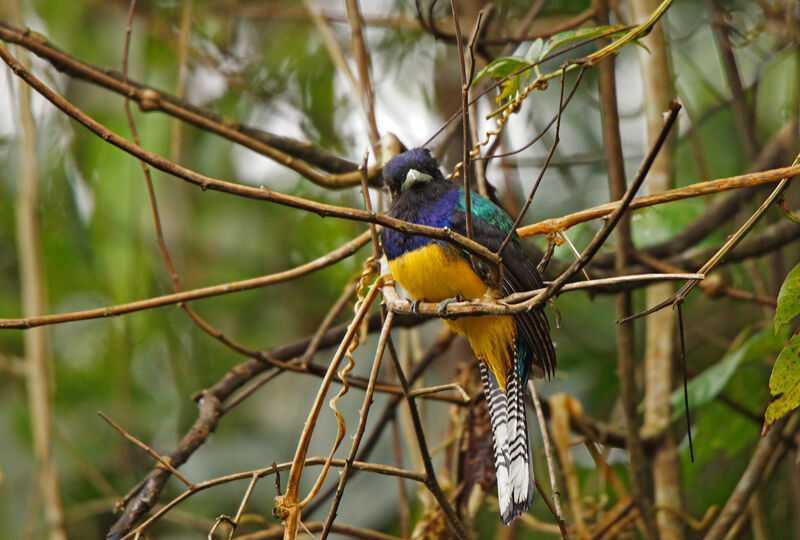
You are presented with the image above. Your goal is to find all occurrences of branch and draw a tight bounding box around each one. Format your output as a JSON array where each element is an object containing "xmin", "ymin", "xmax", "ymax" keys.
[
  {"xmin": 0, "ymin": 233, "xmax": 371, "ymax": 329},
  {"xmin": 0, "ymin": 21, "xmax": 371, "ymax": 187},
  {"xmin": 383, "ymin": 272, "xmax": 704, "ymax": 318},
  {"xmin": 385, "ymin": 328, "xmax": 470, "ymax": 539},
  {"xmin": 319, "ymin": 311, "xmax": 394, "ymax": 539},
  {"xmin": 519, "ymin": 164, "xmax": 800, "ymax": 236},
  {"xmin": 703, "ymin": 413, "xmax": 800, "ymax": 540},
  {"xmin": 0, "ymin": 40, "xmax": 501, "ymax": 266},
  {"xmin": 121, "ymin": 457, "xmax": 423, "ymax": 540},
  {"xmin": 274, "ymin": 278, "xmax": 384, "ymax": 539}
]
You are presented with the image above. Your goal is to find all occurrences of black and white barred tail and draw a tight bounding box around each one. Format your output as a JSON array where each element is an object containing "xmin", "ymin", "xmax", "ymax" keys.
[{"xmin": 480, "ymin": 361, "xmax": 534, "ymax": 525}]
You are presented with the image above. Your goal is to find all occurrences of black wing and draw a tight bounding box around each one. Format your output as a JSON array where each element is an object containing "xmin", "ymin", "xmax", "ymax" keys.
[{"xmin": 449, "ymin": 211, "xmax": 556, "ymax": 379}]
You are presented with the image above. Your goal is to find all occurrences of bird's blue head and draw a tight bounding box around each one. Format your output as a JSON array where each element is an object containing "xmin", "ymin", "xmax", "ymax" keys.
[{"xmin": 382, "ymin": 148, "xmax": 445, "ymax": 197}]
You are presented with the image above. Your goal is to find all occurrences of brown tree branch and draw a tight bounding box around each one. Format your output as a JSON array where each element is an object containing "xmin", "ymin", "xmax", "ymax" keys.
[
  {"xmin": 0, "ymin": 233, "xmax": 371, "ymax": 329},
  {"xmin": 703, "ymin": 412, "xmax": 800, "ymax": 540},
  {"xmin": 0, "ymin": 40, "xmax": 506, "ymax": 266},
  {"xmin": 8, "ymin": 2, "xmax": 67, "ymax": 536},
  {"xmin": 596, "ymin": 2, "xmax": 658, "ymax": 535},
  {"xmin": 0, "ymin": 21, "xmax": 372, "ymax": 187},
  {"xmin": 519, "ymin": 165, "xmax": 800, "ymax": 236}
]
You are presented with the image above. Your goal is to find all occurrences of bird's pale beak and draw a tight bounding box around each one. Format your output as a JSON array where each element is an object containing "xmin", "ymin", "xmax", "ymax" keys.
[{"xmin": 403, "ymin": 169, "xmax": 433, "ymax": 191}]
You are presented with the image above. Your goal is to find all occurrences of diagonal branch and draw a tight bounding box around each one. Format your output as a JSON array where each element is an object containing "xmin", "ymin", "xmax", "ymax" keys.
[
  {"xmin": 0, "ymin": 41, "xmax": 500, "ymax": 266},
  {"xmin": 519, "ymin": 165, "xmax": 800, "ymax": 237},
  {"xmin": 0, "ymin": 233, "xmax": 370, "ymax": 329},
  {"xmin": 0, "ymin": 21, "xmax": 371, "ymax": 187}
]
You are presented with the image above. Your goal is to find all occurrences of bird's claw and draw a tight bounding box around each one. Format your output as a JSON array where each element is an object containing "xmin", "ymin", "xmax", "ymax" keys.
[
  {"xmin": 437, "ymin": 297, "xmax": 460, "ymax": 318},
  {"xmin": 410, "ymin": 299, "xmax": 421, "ymax": 316}
]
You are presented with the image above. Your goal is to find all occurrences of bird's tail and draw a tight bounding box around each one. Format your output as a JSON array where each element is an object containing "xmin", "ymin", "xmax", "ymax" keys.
[{"xmin": 479, "ymin": 361, "xmax": 534, "ymax": 525}]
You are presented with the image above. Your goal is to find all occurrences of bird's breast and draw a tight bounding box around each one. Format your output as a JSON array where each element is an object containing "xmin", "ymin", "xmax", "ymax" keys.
[
  {"xmin": 387, "ymin": 243, "xmax": 488, "ymax": 301},
  {"xmin": 388, "ymin": 242, "xmax": 517, "ymax": 389}
]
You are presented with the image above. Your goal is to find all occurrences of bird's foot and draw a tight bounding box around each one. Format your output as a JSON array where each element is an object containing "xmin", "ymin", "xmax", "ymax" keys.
[
  {"xmin": 437, "ymin": 297, "xmax": 461, "ymax": 318},
  {"xmin": 410, "ymin": 299, "xmax": 421, "ymax": 316}
]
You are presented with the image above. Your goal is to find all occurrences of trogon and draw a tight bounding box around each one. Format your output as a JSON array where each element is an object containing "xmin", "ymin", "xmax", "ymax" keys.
[{"xmin": 381, "ymin": 148, "xmax": 556, "ymax": 525}]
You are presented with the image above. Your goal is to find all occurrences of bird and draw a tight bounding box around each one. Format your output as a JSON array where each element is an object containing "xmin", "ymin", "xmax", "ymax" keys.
[{"xmin": 380, "ymin": 147, "xmax": 556, "ymax": 525}]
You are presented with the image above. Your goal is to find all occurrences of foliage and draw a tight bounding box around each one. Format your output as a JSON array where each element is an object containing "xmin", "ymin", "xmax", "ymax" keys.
[{"xmin": 765, "ymin": 262, "xmax": 800, "ymax": 426}]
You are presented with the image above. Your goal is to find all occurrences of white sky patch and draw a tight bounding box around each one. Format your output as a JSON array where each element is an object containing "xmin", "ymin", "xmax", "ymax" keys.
[
  {"xmin": 373, "ymin": 74, "xmax": 443, "ymax": 145},
  {"xmin": 64, "ymin": 152, "xmax": 95, "ymax": 224},
  {"xmin": 0, "ymin": 57, "xmax": 64, "ymax": 140},
  {"xmin": 616, "ymin": 48, "xmax": 647, "ymax": 158},
  {"xmin": 230, "ymin": 103, "xmax": 308, "ymax": 190},
  {"xmin": 185, "ymin": 65, "xmax": 229, "ymax": 106}
]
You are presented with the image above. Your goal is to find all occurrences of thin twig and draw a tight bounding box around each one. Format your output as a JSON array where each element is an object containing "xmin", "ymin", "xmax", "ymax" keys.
[
  {"xmin": 274, "ymin": 277, "xmax": 384, "ymax": 539},
  {"xmin": 358, "ymin": 150, "xmax": 381, "ymax": 258},
  {"xmin": 345, "ymin": 0, "xmax": 380, "ymax": 146},
  {"xmin": 0, "ymin": 233, "xmax": 370, "ymax": 329},
  {"xmin": 528, "ymin": 380, "xmax": 566, "ymax": 534},
  {"xmin": 385, "ymin": 329, "xmax": 471, "ymax": 539},
  {"xmin": 623, "ymin": 151, "xmax": 800, "ymax": 323},
  {"xmin": 120, "ymin": 0, "xmax": 263, "ymax": 386},
  {"xmin": 169, "ymin": 0, "xmax": 192, "ymax": 162},
  {"xmin": 319, "ymin": 311, "xmax": 394, "ymax": 539},
  {"xmin": 450, "ymin": 0, "xmax": 477, "ymax": 246},
  {"xmin": 497, "ymin": 65, "xmax": 568, "ymax": 258},
  {"xmin": 409, "ymin": 382, "xmax": 470, "ymax": 402},
  {"xmin": 228, "ymin": 473, "xmax": 260, "ymax": 540},
  {"xmin": 519, "ymin": 164, "xmax": 800, "ymax": 236},
  {"xmin": 532, "ymin": 477, "xmax": 570, "ymax": 538},
  {"xmin": 97, "ymin": 411, "xmax": 194, "ymax": 488}
]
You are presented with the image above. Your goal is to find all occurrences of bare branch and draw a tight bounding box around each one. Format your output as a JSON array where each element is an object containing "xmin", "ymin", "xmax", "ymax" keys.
[
  {"xmin": 0, "ymin": 233, "xmax": 371, "ymax": 329},
  {"xmin": 0, "ymin": 21, "xmax": 369, "ymax": 187},
  {"xmin": 520, "ymin": 165, "xmax": 800, "ymax": 236}
]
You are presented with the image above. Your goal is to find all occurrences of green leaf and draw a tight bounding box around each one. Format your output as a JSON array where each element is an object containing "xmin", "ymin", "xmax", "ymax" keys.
[
  {"xmin": 541, "ymin": 25, "xmax": 625, "ymax": 61},
  {"xmin": 765, "ymin": 332, "xmax": 800, "ymax": 425},
  {"xmin": 670, "ymin": 327, "xmax": 785, "ymax": 419},
  {"xmin": 524, "ymin": 38, "xmax": 545, "ymax": 64},
  {"xmin": 496, "ymin": 78, "xmax": 521, "ymax": 103},
  {"xmin": 775, "ymin": 261, "xmax": 800, "ymax": 333},
  {"xmin": 474, "ymin": 56, "xmax": 530, "ymax": 83}
]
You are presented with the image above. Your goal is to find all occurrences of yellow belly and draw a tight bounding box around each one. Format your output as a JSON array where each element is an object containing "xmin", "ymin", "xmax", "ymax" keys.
[{"xmin": 388, "ymin": 243, "xmax": 516, "ymax": 389}]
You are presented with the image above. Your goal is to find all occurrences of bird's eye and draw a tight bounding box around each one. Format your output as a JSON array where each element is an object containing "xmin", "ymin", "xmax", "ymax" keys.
[{"xmin": 403, "ymin": 169, "xmax": 433, "ymax": 191}]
